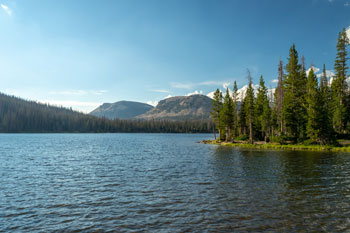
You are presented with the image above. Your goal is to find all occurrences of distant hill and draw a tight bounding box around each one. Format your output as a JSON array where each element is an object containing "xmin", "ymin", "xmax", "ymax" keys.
[
  {"xmin": 0, "ymin": 93, "xmax": 212, "ymax": 133},
  {"xmin": 0, "ymin": 92, "xmax": 103, "ymax": 132},
  {"xmin": 137, "ymin": 95, "xmax": 212, "ymax": 120},
  {"xmin": 90, "ymin": 101, "xmax": 154, "ymax": 119}
]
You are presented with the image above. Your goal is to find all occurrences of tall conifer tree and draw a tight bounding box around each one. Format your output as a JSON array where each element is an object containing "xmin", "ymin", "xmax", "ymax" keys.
[
  {"xmin": 274, "ymin": 60, "xmax": 284, "ymax": 135},
  {"xmin": 232, "ymin": 81, "xmax": 239, "ymax": 138},
  {"xmin": 332, "ymin": 28, "xmax": 349, "ymax": 134},
  {"xmin": 244, "ymin": 70, "xmax": 255, "ymax": 144},
  {"xmin": 221, "ymin": 88, "xmax": 234, "ymax": 141},
  {"xmin": 282, "ymin": 44, "xmax": 306, "ymax": 141},
  {"xmin": 211, "ymin": 89, "xmax": 223, "ymax": 140},
  {"xmin": 306, "ymin": 67, "xmax": 319, "ymax": 141}
]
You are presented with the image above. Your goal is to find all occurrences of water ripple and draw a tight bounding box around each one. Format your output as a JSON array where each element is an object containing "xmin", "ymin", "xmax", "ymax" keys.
[{"xmin": 1, "ymin": 134, "xmax": 350, "ymax": 232}]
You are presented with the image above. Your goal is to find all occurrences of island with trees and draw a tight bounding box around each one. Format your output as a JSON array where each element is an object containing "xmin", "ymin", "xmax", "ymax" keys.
[{"xmin": 203, "ymin": 28, "xmax": 350, "ymax": 152}]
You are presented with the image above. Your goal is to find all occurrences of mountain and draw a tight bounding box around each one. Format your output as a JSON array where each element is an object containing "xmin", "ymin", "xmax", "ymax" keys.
[
  {"xmin": 137, "ymin": 94, "xmax": 212, "ymax": 120},
  {"xmin": 90, "ymin": 101, "xmax": 154, "ymax": 119},
  {"xmin": 207, "ymin": 85, "xmax": 275, "ymax": 101},
  {"xmin": 0, "ymin": 92, "xmax": 212, "ymax": 133}
]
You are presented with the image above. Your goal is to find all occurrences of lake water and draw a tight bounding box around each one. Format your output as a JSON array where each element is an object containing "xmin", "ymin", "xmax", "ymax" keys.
[{"xmin": 1, "ymin": 134, "xmax": 350, "ymax": 232}]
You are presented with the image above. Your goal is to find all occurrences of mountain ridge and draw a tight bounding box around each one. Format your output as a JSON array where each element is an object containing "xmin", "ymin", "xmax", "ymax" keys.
[{"xmin": 90, "ymin": 100, "xmax": 154, "ymax": 119}]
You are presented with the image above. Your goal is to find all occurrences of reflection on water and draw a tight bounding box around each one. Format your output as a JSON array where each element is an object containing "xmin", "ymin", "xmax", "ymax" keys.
[{"xmin": 1, "ymin": 134, "xmax": 350, "ymax": 232}]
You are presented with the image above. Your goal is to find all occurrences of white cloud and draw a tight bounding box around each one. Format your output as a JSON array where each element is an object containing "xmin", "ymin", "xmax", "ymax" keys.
[
  {"xmin": 151, "ymin": 89, "xmax": 171, "ymax": 93},
  {"xmin": 346, "ymin": 26, "xmax": 350, "ymax": 41},
  {"xmin": 170, "ymin": 82, "xmax": 193, "ymax": 90},
  {"xmin": 146, "ymin": 100, "xmax": 158, "ymax": 107},
  {"xmin": 199, "ymin": 80, "xmax": 230, "ymax": 86},
  {"xmin": 186, "ymin": 90, "xmax": 203, "ymax": 96},
  {"xmin": 272, "ymin": 79, "xmax": 278, "ymax": 83},
  {"xmin": 345, "ymin": 2, "xmax": 350, "ymax": 6},
  {"xmin": 1, "ymin": 4, "xmax": 12, "ymax": 16},
  {"xmin": 49, "ymin": 89, "xmax": 108, "ymax": 96}
]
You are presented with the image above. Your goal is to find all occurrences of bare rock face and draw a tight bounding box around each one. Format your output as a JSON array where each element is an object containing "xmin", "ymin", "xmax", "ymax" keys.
[
  {"xmin": 90, "ymin": 101, "xmax": 154, "ymax": 119},
  {"xmin": 137, "ymin": 95, "xmax": 212, "ymax": 120}
]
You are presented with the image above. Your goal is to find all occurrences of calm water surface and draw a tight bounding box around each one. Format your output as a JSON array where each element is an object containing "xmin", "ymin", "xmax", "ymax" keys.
[{"xmin": 1, "ymin": 133, "xmax": 350, "ymax": 232}]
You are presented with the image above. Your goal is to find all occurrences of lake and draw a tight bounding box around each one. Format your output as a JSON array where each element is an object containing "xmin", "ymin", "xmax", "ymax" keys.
[{"xmin": 1, "ymin": 133, "xmax": 350, "ymax": 232}]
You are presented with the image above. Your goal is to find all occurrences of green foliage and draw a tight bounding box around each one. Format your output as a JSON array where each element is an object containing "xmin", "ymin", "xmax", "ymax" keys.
[
  {"xmin": 221, "ymin": 88, "xmax": 234, "ymax": 141},
  {"xmin": 255, "ymin": 75, "xmax": 271, "ymax": 140},
  {"xmin": 244, "ymin": 70, "xmax": 255, "ymax": 144},
  {"xmin": 306, "ymin": 68, "xmax": 320, "ymax": 141},
  {"xmin": 211, "ymin": 89, "xmax": 223, "ymax": 128},
  {"xmin": 0, "ymin": 93, "xmax": 213, "ymax": 133},
  {"xmin": 332, "ymin": 28, "xmax": 349, "ymax": 134},
  {"xmin": 208, "ymin": 29, "xmax": 348, "ymax": 146},
  {"xmin": 282, "ymin": 44, "xmax": 307, "ymax": 141},
  {"xmin": 232, "ymin": 81, "xmax": 239, "ymax": 137}
]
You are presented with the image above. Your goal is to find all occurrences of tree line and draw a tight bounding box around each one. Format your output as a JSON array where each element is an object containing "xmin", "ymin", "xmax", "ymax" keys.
[
  {"xmin": 0, "ymin": 92, "xmax": 213, "ymax": 133},
  {"xmin": 211, "ymin": 28, "xmax": 349, "ymax": 145}
]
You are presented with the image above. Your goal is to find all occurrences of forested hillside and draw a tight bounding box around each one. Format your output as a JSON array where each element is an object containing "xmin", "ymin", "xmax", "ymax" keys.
[{"xmin": 0, "ymin": 93, "xmax": 212, "ymax": 133}]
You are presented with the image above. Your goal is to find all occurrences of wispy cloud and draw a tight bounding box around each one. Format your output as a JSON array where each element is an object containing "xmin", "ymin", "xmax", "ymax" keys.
[
  {"xmin": 1, "ymin": 4, "xmax": 12, "ymax": 16},
  {"xmin": 170, "ymin": 80, "xmax": 235, "ymax": 90},
  {"xmin": 345, "ymin": 2, "xmax": 350, "ymax": 6},
  {"xmin": 49, "ymin": 89, "xmax": 108, "ymax": 96},
  {"xmin": 272, "ymin": 79, "xmax": 278, "ymax": 83},
  {"xmin": 170, "ymin": 82, "xmax": 193, "ymax": 90},
  {"xmin": 150, "ymin": 89, "xmax": 171, "ymax": 93}
]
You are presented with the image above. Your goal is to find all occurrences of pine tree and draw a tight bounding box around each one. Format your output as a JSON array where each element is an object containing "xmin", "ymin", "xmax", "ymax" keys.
[
  {"xmin": 319, "ymin": 64, "xmax": 336, "ymax": 144},
  {"xmin": 244, "ymin": 69, "xmax": 255, "ymax": 144},
  {"xmin": 238, "ymin": 93, "xmax": 247, "ymax": 137},
  {"xmin": 255, "ymin": 75, "xmax": 271, "ymax": 140},
  {"xmin": 282, "ymin": 44, "xmax": 306, "ymax": 142},
  {"xmin": 210, "ymin": 89, "xmax": 223, "ymax": 140},
  {"xmin": 221, "ymin": 88, "xmax": 234, "ymax": 141},
  {"xmin": 232, "ymin": 81, "xmax": 239, "ymax": 138},
  {"xmin": 332, "ymin": 28, "xmax": 349, "ymax": 134},
  {"xmin": 274, "ymin": 59, "xmax": 284, "ymax": 135},
  {"xmin": 306, "ymin": 67, "xmax": 320, "ymax": 142}
]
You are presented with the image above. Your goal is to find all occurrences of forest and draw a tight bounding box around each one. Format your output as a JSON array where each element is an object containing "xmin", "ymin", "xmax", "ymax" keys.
[
  {"xmin": 211, "ymin": 28, "xmax": 349, "ymax": 146},
  {"xmin": 0, "ymin": 93, "xmax": 213, "ymax": 133}
]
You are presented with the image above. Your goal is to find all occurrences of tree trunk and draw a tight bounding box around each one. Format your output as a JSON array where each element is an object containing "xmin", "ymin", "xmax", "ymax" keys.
[
  {"xmin": 213, "ymin": 127, "xmax": 216, "ymax": 140},
  {"xmin": 226, "ymin": 128, "xmax": 230, "ymax": 142},
  {"xmin": 249, "ymin": 119, "xmax": 253, "ymax": 144}
]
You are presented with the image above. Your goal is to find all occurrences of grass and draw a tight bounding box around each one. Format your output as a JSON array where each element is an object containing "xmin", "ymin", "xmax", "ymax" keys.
[{"xmin": 200, "ymin": 140, "xmax": 350, "ymax": 152}]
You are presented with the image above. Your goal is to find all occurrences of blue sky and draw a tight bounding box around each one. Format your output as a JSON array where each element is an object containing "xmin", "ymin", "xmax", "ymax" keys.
[{"xmin": 0, "ymin": 0, "xmax": 349, "ymax": 112}]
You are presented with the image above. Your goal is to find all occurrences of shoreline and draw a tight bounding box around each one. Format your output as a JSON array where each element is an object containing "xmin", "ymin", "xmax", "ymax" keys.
[{"xmin": 200, "ymin": 140, "xmax": 350, "ymax": 152}]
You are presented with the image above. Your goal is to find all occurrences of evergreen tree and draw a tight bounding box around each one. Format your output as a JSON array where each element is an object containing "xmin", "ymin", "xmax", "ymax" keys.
[
  {"xmin": 255, "ymin": 76, "xmax": 271, "ymax": 140},
  {"xmin": 274, "ymin": 59, "xmax": 285, "ymax": 135},
  {"xmin": 238, "ymin": 93, "xmax": 247, "ymax": 137},
  {"xmin": 244, "ymin": 70, "xmax": 255, "ymax": 144},
  {"xmin": 319, "ymin": 64, "xmax": 336, "ymax": 144},
  {"xmin": 232, "ymin": 81, "xmax": 239, "ymax": 138},
  {"xmin": 332, "ymin": 28, "xmax": 349, "ymax": 134},
  {"xmin": 221, "ymin": 88, "xmax": 234, "ymax": 141},
  {"xmin": 306, "ymin": 67, "xmax": 320, "ymax": 142},
  {"xmin": 282, "ymin": 44, "xmax": 307, "ymax": 142},
  {"xmin": 210, "ymin": 89, "xmax": 223, "ymax": 140}
]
